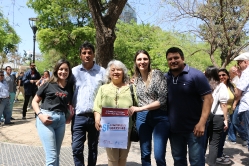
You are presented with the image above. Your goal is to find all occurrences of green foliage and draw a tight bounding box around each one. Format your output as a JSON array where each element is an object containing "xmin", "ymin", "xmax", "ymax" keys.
[
  {"xmin": 27, "ymin": 0, "xmax": 94, "ymax": 67},
  {"xmin": 0, "ymin": 11, "xmax": 20, "ymax": 69},
  {"xmin": 114, "ymin": 21, "xmax": 215, "ymax": 74}
]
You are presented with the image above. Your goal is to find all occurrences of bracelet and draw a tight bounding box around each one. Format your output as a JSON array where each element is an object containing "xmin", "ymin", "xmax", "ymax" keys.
[{"xmin": 37, "ymin": 112, "xmax": 43, "ymax": 116}]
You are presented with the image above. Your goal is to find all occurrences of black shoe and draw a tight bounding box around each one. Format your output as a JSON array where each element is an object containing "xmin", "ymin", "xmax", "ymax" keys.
[
  {"xmin": 5, "ymin": 122, "xmax": 14, "ymax": 125},
  {"xmin": 22, "ymin": 117, "xmax": 26, "ymax": 120},
  {"xmin": 10, "ymin": 117, "xmax": 15, "ymax": 120},
  {"xmin": 242, "ymin": 141, "xmax": 248, "ymax": 146}
]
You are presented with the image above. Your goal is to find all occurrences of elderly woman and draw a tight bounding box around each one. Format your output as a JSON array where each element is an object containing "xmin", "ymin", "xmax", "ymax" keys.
[{"xmin": 93, "ymin": 60, "xmax": 135, "ymax": 166}]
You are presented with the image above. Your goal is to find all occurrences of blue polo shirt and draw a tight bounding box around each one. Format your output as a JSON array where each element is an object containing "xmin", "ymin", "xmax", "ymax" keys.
[{"xmin": 165, "ymin": 64, "xmax": 212, "ymax": 133}]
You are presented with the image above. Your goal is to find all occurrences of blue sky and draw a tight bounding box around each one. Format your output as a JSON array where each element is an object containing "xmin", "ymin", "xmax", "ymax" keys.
[
  {"xmin": 0, "ymin": 0, "xmax": 182, "ymax": 57},
  {"xmin": 1, "ymin": 0, "xmax": 39, "ymax": 56}
]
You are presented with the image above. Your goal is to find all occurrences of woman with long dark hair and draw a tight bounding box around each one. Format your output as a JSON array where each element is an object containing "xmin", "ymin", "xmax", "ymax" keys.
[
  {"xmin": 32, "ymin": 59, "xmax": 73, "ymax": 166},
  {"xmin": 204, "ymin": 66, "xmax": 229, "ymax": 166},
  {"xmin": 216, "ymin": 68, "xmax": 236, "ymax": 164},
  {"xmin": 129, "ymin": 50, "xmax": 169, "ymax": 165}
]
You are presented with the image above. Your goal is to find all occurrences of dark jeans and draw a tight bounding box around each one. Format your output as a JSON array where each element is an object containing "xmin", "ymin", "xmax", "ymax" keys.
[
  {"xmin": 206, "ymin": 115, "xmax": 224, "ymax": 166},
  {"xmin": 71, "ymin": 114, "xmax": 99, "ymax": 166},
  {"xmin": 170, "ymin": 132, "xmax": 206, "ymax": 166},
  {"xmin": 233, "ymin": 106, "xmax": 247, "ymax": 141},
  {"xmin": 240, "ymin": 111, "xmax": 249, "ymax": 148},
  {"xmin": 136, "ymin": 109, "xmax": 170, "ymax": 166},
  {"xmin": 217, "ymin": 121, "xmax": 229, "ymax": 157},
  {"xmin": 22, "ymin": 94, "xmax": 35, "ymax": 117}
]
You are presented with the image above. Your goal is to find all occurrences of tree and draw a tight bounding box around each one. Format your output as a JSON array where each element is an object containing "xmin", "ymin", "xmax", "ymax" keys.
[
  {"xmin": 167, "ymin": 0, "xmax": 249, "ymax": 68},
  {"xmin": 0, "ymin": 11, "xmax": 20, "ymax": 70},
  {"xmin": 27, "ymin": 0, "xmax": 94, "ymax": 66},
  {"xmin": 87, "ymin": 0, "xmax": 127, "ymax": 68},
  {"xmin": 114, "ymin": 21, "xmax": 214, "ymax": 73}
]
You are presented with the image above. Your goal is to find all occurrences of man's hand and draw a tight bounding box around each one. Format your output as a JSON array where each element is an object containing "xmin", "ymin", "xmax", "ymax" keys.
[{"xmin": 193, "ymin": 122, "xmax": 205, "ymax": 137}]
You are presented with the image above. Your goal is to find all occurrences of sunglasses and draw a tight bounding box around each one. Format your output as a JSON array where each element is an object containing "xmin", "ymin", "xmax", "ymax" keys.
[{"xmin": 218, "ymin": 74, "xmax": 226, "ymax": 77}]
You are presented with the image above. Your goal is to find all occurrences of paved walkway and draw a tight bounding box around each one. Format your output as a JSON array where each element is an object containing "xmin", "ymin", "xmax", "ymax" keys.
[{"xmin": 0, "ymin": 100, "xmax": 249, "ymax": 165}]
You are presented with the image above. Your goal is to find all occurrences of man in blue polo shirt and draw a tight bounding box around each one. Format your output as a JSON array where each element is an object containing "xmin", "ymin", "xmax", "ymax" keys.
[{"xmin": 165, "ymin": 47, "xmax": 213, "ymax": 166}]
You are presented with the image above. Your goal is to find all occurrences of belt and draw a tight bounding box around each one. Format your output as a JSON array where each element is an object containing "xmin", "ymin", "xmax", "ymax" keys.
[
  {"xmin": 0, "ymin": 97, "xmax": 8, "ymax": 99},
  {"xmin": 215, "ymin": 115, "xmax": 224, "ymax": 117},
  {"xmin": 77, "ymin": 112, "xmax": 94, "ymax": 117}
]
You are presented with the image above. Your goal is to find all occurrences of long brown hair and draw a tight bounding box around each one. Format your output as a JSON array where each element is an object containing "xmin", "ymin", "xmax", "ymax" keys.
[{"xmin": 133, "ymin": 50, "xmax": 152, "ymax": 88}]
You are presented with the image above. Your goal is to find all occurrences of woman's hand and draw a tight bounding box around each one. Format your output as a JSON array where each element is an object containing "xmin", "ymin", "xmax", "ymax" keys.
[
  {"xmin": 224, "ymin": 120, "xmax": 228, "ymax": 131},
  {"xmin": 128, "ymin": 106, "xmax": 142, "ymax": 116},
  {"xmin": 38, "ymin": 114, "xmax": 53, "ymax": 126},
  {"xmin": 95, "ymin": 120, "xmax": 101, "ymax": 131}
]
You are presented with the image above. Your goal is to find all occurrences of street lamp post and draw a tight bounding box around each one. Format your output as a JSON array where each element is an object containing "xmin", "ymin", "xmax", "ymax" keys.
[{"xmin": 29, "ymin": 18, "xmax": 38, "ymax": 63}]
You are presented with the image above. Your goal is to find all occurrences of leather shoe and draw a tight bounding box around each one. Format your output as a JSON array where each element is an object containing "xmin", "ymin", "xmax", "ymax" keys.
[{"xmin": 10, "ymin": 117, "xmax": 15, "ymax": 120}]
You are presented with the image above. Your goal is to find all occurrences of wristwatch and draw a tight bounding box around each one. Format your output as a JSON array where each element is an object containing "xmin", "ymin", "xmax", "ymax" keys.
[{"xmin": 37, "ymin": 112, "xmax": 43, "ymax": 116}]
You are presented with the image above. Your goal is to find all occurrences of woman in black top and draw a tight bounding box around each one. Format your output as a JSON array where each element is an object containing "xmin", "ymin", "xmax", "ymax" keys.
[{"xmin": 32, "ymin": 59, "xmax": 72, "ymax": 166}]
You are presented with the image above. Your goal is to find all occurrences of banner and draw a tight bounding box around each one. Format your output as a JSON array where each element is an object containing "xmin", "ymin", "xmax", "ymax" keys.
[{"xmin": 99, "ymin": 107, "xmax": 129, "ymax": 149}]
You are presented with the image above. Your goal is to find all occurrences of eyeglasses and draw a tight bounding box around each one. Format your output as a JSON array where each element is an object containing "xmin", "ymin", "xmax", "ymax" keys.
[{"xmin": 219, "ymin": 74, "xmax": 226, "ymax": 77}]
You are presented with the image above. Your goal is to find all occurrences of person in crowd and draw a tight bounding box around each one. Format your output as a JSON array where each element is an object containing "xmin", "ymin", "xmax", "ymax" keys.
[
  {"xmin": 5, "ymin": 66, "xmax": 16, "ymax": 120},
  {"xmin": 36, "ymin": 70, "xmax": 50, "ymax": 88},
  {"xmin": 22, "ymin": 63, "xmax": 41, "ymax": 119},
  {"xmin": 233, "ymin": 52, "xmax": 249, "ymax": 151},
  {"xmin": 216, "ymin": 69, "xmax": 236, "ymax": 164},
  {"xmin": 71, "ymin": 41, "xmax": 105, "ymax": 166},
  {"xmin": 229, "ymin": 66, "xmax": 240, "ymax": 85},
  {"xmin": 165, "ymin": 47, "xmax": 213, "ymax": 166},
  {"xmin": 94, "ymin": 60, "xmax": 135, "ymax": 166},
  {"xmin": 129, "ymin": 50, "xmax": 169, "ymax": 166},
  {"xmin": 229, "ymin": 63, "xmax": 248, "ymax": 147},
  {"xmin": 15, "ymin": 72, "xmax": 25, "ymax": 101},
  {"xmin": 204, "ymin": 66, "xmax": 229, "ymax": 166},
  {"xmin": 0, "ymin": 71, "xmax": 13, "ymax": 125},
  {"xmin": 32, "ymin": 59, "xmax": 72, "ymax": 166}
]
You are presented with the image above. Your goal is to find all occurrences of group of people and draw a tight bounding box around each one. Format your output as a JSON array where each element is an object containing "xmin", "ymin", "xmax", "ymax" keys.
[{"xmin": 1, "ymin": 41, "xmax": 249, "ymax": 166}]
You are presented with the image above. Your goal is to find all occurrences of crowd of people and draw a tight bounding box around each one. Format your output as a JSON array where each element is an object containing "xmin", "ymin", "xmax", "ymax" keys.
[{"xmin": 0, "ymin": 41, "xmax": 249, "ymax": 166}]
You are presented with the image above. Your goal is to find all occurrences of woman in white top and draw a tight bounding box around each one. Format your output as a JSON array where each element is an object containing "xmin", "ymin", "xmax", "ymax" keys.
[{"xmin": 204, "ymin": 66, "xmax": 229, "ymax": 166}]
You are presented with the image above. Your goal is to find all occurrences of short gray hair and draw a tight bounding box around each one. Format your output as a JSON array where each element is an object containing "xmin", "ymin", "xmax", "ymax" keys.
[{"xmin": 105, "ymin": 60, "xmax": 129, "ymax": 84}]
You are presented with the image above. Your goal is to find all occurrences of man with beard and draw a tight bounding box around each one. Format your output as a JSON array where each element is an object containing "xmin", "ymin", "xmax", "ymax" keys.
[
  {"xmin": 165, "ymin": 47, "xmax": 213, "ymax": 166},
  {"xmin": 22, "ymin": 63, "xmax": 41, "ymax": 119}
]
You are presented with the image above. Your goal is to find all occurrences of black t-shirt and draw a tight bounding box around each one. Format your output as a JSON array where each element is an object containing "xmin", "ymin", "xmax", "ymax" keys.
[
  {"xmin": 17, "ymin": 76, "xmax": 24, "ymax": 86},
  {"xmin": 37, "ymin": 82, "xmax": 73, "ymax": 113}
]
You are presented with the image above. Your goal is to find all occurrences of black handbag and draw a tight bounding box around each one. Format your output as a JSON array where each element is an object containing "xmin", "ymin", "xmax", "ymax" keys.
[{"xmin": 129, "ymin": 84, "xmax": 139, "ymax": 142}]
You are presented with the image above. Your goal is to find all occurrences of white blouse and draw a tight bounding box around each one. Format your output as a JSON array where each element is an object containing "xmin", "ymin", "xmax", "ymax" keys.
[{"xmin": 211, "ymin": 83, "xmax": 229, "ymax": 115}]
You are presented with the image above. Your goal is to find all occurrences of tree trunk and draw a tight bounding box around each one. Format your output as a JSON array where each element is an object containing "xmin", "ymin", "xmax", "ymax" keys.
[{"xmin": 87, "ymin": 0, "xmax": 127, "ymax": 68}]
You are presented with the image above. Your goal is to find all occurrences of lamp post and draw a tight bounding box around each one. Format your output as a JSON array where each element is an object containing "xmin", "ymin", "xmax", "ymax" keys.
[{"xmin": 29, "ymin": 17, "xmax": 38, "ymax": 63}]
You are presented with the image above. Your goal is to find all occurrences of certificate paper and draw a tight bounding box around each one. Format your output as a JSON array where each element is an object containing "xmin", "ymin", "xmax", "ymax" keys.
[{"xmin": 99, "ymin": 107, "xmax": 129, "ymax": 149}]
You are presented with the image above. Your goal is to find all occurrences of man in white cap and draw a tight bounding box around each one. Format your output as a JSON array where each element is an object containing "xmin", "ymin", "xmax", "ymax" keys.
[{"xmin": 233, "ymin": 52, "xmax": 249, "ymax": 150}]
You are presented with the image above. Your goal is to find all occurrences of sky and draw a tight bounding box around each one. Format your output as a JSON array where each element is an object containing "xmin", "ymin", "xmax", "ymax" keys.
[
  {"xmin": 1, "ymin": 0, "xmax": 39, "ymax": 56},
  {"xmin": 0, "ymin": 0, "xmax": 191, "ymax": 58}
]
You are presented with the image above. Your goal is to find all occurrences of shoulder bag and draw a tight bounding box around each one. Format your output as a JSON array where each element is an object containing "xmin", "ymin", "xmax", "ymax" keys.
[{"xmin": 129, "ymin": 84, "xmax": 139, "ymax": 142}]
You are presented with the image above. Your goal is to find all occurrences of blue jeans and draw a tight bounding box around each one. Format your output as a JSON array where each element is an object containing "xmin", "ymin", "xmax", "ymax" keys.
[
  {"xmin": 240, "ymin": 111, "xmax": 249, "ymax": 148},
  {"xmin": 170, "ymin": 132, "xmax": 206, "ymax": 166},
  {"xmin": 136, "ymin": 110, "xmax": 170, "ymax": 166},
  {"xmin": 233, "ymin": 106, "xmax": 247, "ymax": 141},
  {"xmin": 9, "ymin": 92, "xmax": 15, "ymax": 117},
  {"xmin": 228, "ymin": 113, "xmax": 237, "ymax": 142},
  {"xmin": 36, "ymin": 109, "xmax": 66, "ymax": 166},
  {"xmin": 0, "ymin": 98, "xmax": 11, "ymax": 124},
  {"xmin": 71, "ymin": 114, "xmax": 99, "ymax": 166}
]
